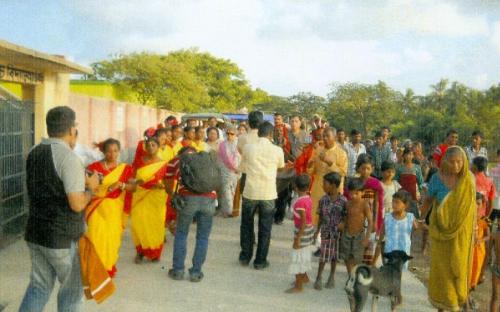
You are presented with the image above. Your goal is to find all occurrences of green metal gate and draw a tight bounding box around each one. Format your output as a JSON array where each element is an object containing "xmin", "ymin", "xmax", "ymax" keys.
[{"xmin": 0, "ymin": 99, "xmax": 34, "ymax": 247}]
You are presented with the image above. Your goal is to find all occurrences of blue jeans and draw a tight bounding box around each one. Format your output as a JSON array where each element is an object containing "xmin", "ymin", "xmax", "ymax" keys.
[
  {"xmin": 239, "ymin": 198, "xmax": 276, "ymax": 264},
  {"xmin": 19, "ymin": 242, "xmax": 83, "ymax": 312},
  {"xmin": 172, "ymin": 196, "xmax": 216, "ymax": 275}
]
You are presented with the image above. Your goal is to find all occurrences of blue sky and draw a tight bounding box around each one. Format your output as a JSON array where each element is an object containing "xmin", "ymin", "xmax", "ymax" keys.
[{"xmin": 2, "ymin": 0, "xmax": 500, "ymax": 96}]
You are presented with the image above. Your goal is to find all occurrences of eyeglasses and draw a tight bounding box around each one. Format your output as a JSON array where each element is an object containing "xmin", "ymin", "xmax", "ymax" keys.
[{"xmin": 227, "ymin": 132, "xmax": 236, "ymax": 136}]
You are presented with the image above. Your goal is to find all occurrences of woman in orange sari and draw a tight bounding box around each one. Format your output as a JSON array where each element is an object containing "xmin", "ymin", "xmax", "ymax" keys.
[
  {"xmin": 85, "ymin": 138, "xmax": 135, "ymax": 277},
  {"xmin": 470, "ymin": 193, "xmax": 490, "ymax": 290},
  {"xmin": 131, "ymin": 131, "xmax": 169, "ymax": 263}
]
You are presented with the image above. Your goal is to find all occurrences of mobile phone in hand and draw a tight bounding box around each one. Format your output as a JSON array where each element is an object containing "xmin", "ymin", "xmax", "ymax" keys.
[{"xmin": 85, "ymin": 170, "xmax": 103, "ymax": 184}]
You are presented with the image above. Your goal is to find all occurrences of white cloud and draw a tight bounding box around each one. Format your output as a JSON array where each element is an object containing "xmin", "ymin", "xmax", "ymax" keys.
[
  {"xmin": 404, "ymin": 48, "xmax": 433, "ymax": 65},
  {"xmin": 491, "ymin": 22, "xmax": 500, "ymax": 52},
  {"xmin": 382, "ymin": 0, "xmax": 489, "ymax": 37},
  {"xmin": 70, "ymin": 0, "xmax": 494, "ymax": 96}
]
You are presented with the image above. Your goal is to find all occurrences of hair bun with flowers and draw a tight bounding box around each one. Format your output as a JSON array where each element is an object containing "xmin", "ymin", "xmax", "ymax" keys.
[
  {"xmin": 144, "ymin": 127, "xmax": 157, "ymax": 140},
  {"xmin": 97, "ymin": 141, "xmax": 106, "ymax": 153}
]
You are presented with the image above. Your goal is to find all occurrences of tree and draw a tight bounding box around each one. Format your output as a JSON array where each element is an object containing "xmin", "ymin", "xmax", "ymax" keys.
[
  {"xmin": 91, "ymin": 49, "xmax": 268, "ymax": 112},
  {"xmin": 286, "ymin": 92, "xmax": 327, "ymax": 117},
  {"xmin": 326, "ymin": 81, "xmax": 403, "ymax": 136}
]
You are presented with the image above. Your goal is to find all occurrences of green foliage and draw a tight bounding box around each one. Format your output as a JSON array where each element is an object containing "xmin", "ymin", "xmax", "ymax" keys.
[
  {"xmin": 252, "ymin": 92, "xmax": 327, "ymax": 118},
  {"xmin": 325, "ymin": 78, "xmax": 500, "ymax": 153},
  {"xmin": 91, "ymin": 50, "xmax": 269, "ymax": 112},
  {"xmin": 91, "ymin": 50, "xmax": 499, "ymax": 151},
  {"xmin": 326, "ymin": 81, "xmax": 403, "ymax": 135}
]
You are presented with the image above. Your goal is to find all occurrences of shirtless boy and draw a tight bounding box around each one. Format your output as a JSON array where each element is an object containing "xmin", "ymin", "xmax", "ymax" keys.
[{"xmin": 340, "ymin": 178, "xmax": 373, "ymax": 275}]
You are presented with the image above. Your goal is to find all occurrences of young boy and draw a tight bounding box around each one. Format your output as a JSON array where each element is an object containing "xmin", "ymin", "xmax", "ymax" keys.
[
  {"xmin": 313, "ymin": 172, "xmax": 347, "ymax": 290},
  {"xmin": 340, "ymin": 178, "xmax": 373, "ymax": 275},
  {"xmin": 381, "ymin": 160, "xmax": 401, "ymax": 215}
]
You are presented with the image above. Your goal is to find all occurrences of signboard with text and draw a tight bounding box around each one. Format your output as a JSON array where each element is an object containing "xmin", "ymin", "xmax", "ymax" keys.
[{"xmin": 0, "ymin": 64, "xmax": 44, "ymax": 85}]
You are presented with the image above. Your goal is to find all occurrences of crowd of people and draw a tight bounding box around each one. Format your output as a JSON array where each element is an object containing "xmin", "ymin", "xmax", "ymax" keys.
[{"xmin": 19, "ymin": 106, "xmax": 500, "ymax": 311}]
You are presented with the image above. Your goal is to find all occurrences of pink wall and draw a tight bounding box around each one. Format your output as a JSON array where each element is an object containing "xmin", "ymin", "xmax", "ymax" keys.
[{"xmin": 68, "ymin": 94, "xmax": 181, "ymax": 162}]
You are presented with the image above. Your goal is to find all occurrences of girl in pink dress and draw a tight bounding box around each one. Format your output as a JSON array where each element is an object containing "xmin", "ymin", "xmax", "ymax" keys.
[{"xmin": 286, "ymin": 174, "xmax": 314, "ymax": 293}]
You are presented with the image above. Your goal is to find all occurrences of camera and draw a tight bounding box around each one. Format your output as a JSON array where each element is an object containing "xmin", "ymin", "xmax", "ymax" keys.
[{"xmin": 85, "ymin": 170, "xmax": 104, "ymax": 184}]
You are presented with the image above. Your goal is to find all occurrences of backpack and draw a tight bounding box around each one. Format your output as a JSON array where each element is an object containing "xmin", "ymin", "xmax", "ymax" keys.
[{"xmin": 180, "ymin": 150, "xmax": 221, "ymax": 194}]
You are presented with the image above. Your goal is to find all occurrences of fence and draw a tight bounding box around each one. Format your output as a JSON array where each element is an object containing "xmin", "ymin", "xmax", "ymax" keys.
[
  {"xmin": 0, "ymin": 99, "xmax": 33, "ymax": 247},
  {"xmin": 68, "ymin": 94, "xmax": 181, "ymax": 163}
]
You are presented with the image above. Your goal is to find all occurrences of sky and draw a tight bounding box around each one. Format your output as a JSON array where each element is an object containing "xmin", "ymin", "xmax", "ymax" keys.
[{"xmin": 1, "ymin": 0, "xmax": 500, "ymax": 97}]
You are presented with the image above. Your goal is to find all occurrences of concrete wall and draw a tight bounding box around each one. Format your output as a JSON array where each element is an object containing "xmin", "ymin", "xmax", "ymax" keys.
[
  {"xmin": 67, "ymin": 93, "xmax": 181, "ymax": 162},
  {"xmin": 33, "ymin": 73, "xmax": 71, "ymax": 142}
]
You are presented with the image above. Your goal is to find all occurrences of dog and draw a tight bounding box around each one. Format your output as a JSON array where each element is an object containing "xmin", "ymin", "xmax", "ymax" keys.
[{"xmin": 345, "ymin": 250, "xmax": 413, "ymax": 312}]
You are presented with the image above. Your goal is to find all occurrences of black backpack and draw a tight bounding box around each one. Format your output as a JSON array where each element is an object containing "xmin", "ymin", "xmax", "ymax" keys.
[{"xmin": 179, "ymin": 150, "xmax": 221, "ymax": 194}]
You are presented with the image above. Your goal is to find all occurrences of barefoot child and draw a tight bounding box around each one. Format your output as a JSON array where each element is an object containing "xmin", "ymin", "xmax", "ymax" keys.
[
  {"xmin": 470, "ymin": 193, "xmax": 490, "ymax": 291},
  {"xmin": 286, "ymin": 174, "xmax": 314, "ymax": 293},
  {"xmin": 375, "ymin": 190, "xmax": 420, "ymax": 270},
  {"xmin": 340, "ymin": 178, "xmax": 373, "ymax": 275},
  {"xmin": 313, "ymin": 172, "xmax": 347, "ymax": 290},
  {"xmin": 344, "ymin": 154, "xmax": 384, "ymax": 265}
]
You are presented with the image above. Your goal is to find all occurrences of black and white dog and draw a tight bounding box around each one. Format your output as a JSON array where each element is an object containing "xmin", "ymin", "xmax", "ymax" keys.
[{"xmin": 345, "ymin": 250, "xmax": 413, "ymax": 312}]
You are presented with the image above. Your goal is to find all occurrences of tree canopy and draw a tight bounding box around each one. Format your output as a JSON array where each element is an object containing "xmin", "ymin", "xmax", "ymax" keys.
[
  {"xmin": 90, "ymin": 51, "xmax": 500, "ymax": 152},
  {"xmin": 326, "ymin": 79, "xmax": 500, "ymax": 152},
  {"xmin": 90, "ymin": 49, "xmax": 269, "ymax": 112}
]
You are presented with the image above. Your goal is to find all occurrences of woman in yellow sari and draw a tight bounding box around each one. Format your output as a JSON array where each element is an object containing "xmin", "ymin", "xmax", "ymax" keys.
[
  {"xmin": 421, "ymin": 146, "xmax": 476, "ymax": 311},
  {"xmin": 131, "ymin": 131, "xmax": 169, "ymax": 263},
  {"xmin": 86, "ymin": 138, "xmax": 135, "ymax": 277},
  {"xmin": 156, "ymin": 128, "xmax": 175, "ymax": 162},
  {"xmin": 192, "ymin": 126, "xmax": 210, "ymax": 152}
]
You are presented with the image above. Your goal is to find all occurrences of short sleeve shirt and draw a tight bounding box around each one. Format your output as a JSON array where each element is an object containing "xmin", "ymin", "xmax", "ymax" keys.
[
  {"xmin": 293, "ymin": 196, "xmax": 313, "ymax": 228},
  {"xmin": 317, "ymin": 194, "xmax": 347, "ymax": 237},
  {"xmin": 241, "ymin": 138, "xmax": 285, "ymax": 200},
  {"xmin": 42, "ymin": 138, "xmax": 85, "ymax": 194},
  {"xmin": 427, "ymin": 173, "xmax": 450, "ymax": 203},
  {"xmin": 382, "ymin": 181, "xmax": 401, "ymax": 214}
]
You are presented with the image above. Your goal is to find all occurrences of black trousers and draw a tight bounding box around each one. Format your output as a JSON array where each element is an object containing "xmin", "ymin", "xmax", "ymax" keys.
[
  {"xmin": 274, "ymin": 186, "xmax": 292, "ymax": 224},
  {"xmin": 239, "ymin": 198, "xmax": 276, "ymax": 264}
]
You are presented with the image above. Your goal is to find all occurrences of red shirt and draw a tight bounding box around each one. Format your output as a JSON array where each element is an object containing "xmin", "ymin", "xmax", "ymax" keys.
[
  {"xmin": 165, "ymin": 157, "xmax": 217, "ymax": 199},
  {"xmin": 475, "ymin": 172, "xmax": 497, "ymax": 217},
  {"xmin": 432, "ymin": 144, "xmax": 448, "ymax": 168}
]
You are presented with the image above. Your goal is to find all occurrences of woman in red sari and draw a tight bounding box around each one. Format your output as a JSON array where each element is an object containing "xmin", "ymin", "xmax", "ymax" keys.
[
  {"xmin": 131, "ymin": 130, "xmax": 169, "ymax": 263},
  {"xmin": 295, "ymin": 128, "xmax": 324, "ymax": 175},
  {"xmin": 85, "ymin": 138, "xmax": 135, "ymax": 277}
]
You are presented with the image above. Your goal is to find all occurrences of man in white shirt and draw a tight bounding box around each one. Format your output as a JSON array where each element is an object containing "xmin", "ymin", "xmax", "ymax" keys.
[
  {"xmin": 237, "ymin": 111, "xmax": 263, "ymax": 194},
  {"xmin": 345, "ymin": 129, "xmax": 366, "ymax": 177},
  {"xmin": 465, "ymin": 130, "xmax": 488, "ymax": 165},
  {"xmin": 239, "ymin": 121, "xmax": 285, "ymax": 270}
]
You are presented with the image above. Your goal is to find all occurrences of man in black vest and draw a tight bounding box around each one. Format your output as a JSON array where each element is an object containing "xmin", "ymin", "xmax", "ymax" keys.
[{"xmin": 19, "ymin": 106, "xmax": 99, "ymax": 312}]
